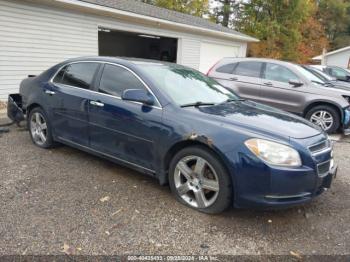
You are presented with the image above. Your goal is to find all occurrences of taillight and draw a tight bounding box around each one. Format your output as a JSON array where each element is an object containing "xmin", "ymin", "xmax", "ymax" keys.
[{"xmin": 206, "ymin": 60, "xmax": 220, "ymax": 76}]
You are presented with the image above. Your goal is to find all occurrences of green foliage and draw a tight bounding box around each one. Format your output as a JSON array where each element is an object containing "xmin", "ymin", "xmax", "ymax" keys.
[
  {"xmin": 211, "ymin": 0, "xmax": 240, "ymax": 27},
  {"xmin": 317, "ymin": 0, "xmax": 350, "ymax": 50},
  {"xmin": 235, "ymin": 0, "xmax": 312, "ymax": 61}
]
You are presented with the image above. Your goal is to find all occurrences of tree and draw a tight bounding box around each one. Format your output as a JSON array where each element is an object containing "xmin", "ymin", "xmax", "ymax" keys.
[
  {"xmin": 211, "ymin": 0, "xmax": 240, "ymax": 27},
  {"xmin": 317, "ymin": 0, "xmax": 350, "ymax": 50},
  {"xmin": 234, "ymin": 0, "xmax": 328, "ymax": 62},
  {"xmin": 297, "ymin": 1, "xmax": 329, "ymax": 63}
]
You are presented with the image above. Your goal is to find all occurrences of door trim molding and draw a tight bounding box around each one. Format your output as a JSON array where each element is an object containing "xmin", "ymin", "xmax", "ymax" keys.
[{"xmin": 57, "ymin": 136, "xmax": 156, "ymax": 173}]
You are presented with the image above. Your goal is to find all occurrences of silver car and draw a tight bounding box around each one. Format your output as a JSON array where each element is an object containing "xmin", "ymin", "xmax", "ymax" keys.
[{"xmin": 207, "ymin": 58, "xmax": 350, "ymax": 133}]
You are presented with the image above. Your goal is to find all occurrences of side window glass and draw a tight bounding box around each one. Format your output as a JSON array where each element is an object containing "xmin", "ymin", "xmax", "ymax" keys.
[
  {"xmin": 53, "ymin": 66, "xmax": 67, "ymax": 83},
  {"xmin": 264, "ymin": 63, "xmax": 299, "ymax": 83},
  {"xmin": 99, "ymin": 64, "xmax": 146, "ymax": 97},
  {"xmin": 234, "ymin": 62, "xmax": 262, "ymax": 78},
  {"xmin": 324, "ymin": 68, "xmax": 332, "ymax": 75},
  {"xmin": 216, "ymin": 63, "xmax": 237, "ymax": 74},
  {"xmin": 332, "ymin": 68, "xmax": 347, "ymax": 78},
  {"xmin": 53, "ymin": 63, "xmax": 99, "ymax": 89}
]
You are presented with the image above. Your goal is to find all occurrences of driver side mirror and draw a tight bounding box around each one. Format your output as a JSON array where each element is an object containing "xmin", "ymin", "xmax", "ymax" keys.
[
  {"xmin": 289, "ymin": 79, "xmax": 303, "ymax": 87},
  {"xmin": 122, "ymin": 89, "xmax": 155, "ymax": 106}
]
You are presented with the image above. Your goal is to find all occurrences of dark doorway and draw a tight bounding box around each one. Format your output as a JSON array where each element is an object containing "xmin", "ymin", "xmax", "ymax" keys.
[{"xmin": 98, "ymin": 28, "xmax": 178, "ymax": 62}]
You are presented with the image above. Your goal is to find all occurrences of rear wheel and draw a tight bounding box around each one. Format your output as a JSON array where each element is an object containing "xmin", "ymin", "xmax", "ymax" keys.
[
  {"xmin": 28, "ymin": 107, "xmax": 54, "ymax": 148},
  {"xmin": 169, "ymin": 146, "xmax": 232, "ymax": 214},
  {"xmin": 305, "ymin": 105, "xmax": 340, "ymax": 134}
]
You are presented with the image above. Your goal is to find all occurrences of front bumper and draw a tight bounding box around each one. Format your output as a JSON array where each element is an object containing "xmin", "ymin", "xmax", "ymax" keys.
[
  {"xmin": 343, "ymin": 107, "xmax": 350, "ymax": 132},
  {"xmin": 233, "ymin": 164, "xmax": 336, "ymax": 209},
  {"xmin": 227, "ymin": 136, "xmax": 336, "ymax": 209}
]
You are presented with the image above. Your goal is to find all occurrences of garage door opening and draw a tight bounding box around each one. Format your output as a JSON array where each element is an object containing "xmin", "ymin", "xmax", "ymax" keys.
[{"xmin": 98, "ymin": 28, "xmax": 178, "ymax": 62}]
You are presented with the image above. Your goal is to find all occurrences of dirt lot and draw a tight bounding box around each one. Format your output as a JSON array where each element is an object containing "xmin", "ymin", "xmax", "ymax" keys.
[{"xmin": 0, "ymin": 118, "xmax": 349, "ymax": 257}]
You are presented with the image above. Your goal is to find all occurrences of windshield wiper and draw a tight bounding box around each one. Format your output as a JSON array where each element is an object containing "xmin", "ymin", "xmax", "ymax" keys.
[
  {"xmin": 225, "ymin": 98, "xmax": 246, "ymax": 102},
  {"xmin": 180, "ymin": 101, "xmax": 216, "ymax": 108},
  {"xmin": 324, "ymin": 82, "xmax": 335, "ymax": 87}
]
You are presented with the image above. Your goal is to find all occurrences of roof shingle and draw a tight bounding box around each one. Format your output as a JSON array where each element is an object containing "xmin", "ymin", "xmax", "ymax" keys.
[{"xmin": 80, "ymin": 0, "xmax": 257, "ymax": 41}]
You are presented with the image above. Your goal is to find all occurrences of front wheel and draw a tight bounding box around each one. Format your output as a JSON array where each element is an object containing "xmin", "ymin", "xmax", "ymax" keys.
[
  {"xmin": 305, "ymin": 105, "xmax": 340, "ymax": 134},
  {"xmin": 169, "ymin": 146, "xmax": 232, "ymax": 214}
]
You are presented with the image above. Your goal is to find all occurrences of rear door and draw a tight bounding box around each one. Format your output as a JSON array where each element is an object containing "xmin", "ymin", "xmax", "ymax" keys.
[
  {"xmin": 49, "ymin": 62, "xmax": 100, "ymax": 146},
  {"xmin": 215, "ymin": 61, "xmax": 263, "ymax": 101},
  {"xmin": 259, "ymin": 63, "xmax": 305, "ymax": 113},
  {"xmin": 88, "ymin": 63, "xmax": 162, "ymax": 171}
]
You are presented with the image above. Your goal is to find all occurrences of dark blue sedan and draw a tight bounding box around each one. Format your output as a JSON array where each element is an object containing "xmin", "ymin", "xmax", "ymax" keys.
[{"xmin": 8, "ymin": 57, "xmax": 337, "ymax": 213}]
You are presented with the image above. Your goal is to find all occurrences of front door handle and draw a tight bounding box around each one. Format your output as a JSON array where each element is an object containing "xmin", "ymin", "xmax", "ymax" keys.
[
  {"xmin": 230, "ymin": 77, "xmax": 238, "ymax": 81},
  {"xmin": 45, "ymin": 90, "xmax": 56, "ymax": 95},
  {"xmin": 263, "ymin": 82, "xmax": 273, "ymax": 86},
  {"xmin": 90, "ymin": 101, "xmax": 104, "ymax": 107}
]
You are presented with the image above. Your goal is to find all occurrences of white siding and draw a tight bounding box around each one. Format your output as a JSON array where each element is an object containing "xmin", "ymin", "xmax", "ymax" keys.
[
  {"xmin": 325, "ymin": 50, "xmax": 350, "ymax": 68},
  {"xmin": 0, "ymin": 0, "xmax": 247, "ymax": 100},
  {"xmin": 178, "ymin": 38, "xmax": 201, "ymax": 70},
  {"xmin": 0, "ymin": 0, "xmax": 97, "ymax": 100}
]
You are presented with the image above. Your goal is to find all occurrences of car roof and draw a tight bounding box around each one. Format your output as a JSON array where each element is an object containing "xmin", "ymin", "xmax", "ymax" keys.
[
  {"xmin": 218, "ymin": 57, "xmax": 297, "ymax": 67},
  {"xmin": 60, "ymin": 56, "xmax": 172, "ymax": 67}
]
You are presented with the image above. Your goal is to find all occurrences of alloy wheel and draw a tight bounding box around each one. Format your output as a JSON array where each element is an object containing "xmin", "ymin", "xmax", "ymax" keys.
[
  {"xmin": 310, "ymin": 110, "xmax": 334, "ymax": 131},
  {"xmin": 30, "ymin": 112, "xmax": 48, "ymax": 146},
  {"xmin": 173, "ymin": 155, "xmax": 220, "ymax": 209}
]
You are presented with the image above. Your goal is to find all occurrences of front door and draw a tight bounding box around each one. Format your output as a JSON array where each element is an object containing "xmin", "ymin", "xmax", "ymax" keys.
[
  {"xmin": 88, "ymin": 63, "xmax": 162, "ymax": 171},
  {"xmin": 259, "ymin": 63, "xmax": 305, "ymax": 114},
  {"xmin": 48, "ymin": 62, "xmax": 100, "ymax": 146}
]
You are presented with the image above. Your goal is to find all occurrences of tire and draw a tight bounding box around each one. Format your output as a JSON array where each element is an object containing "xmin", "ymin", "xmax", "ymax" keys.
[
  {"xmin": 27, "ymin": 107, "xmax": 55, "ymax": 148},
  {"xmin": 169, "ymin": 146, "xmax": 232, "ymax": 214},
  {"xmin": 305, "ymin": 105, "xmax": 340, "ymax": 134}
]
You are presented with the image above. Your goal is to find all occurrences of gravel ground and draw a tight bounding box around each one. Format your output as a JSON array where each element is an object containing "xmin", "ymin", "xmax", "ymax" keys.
[{"xmin": 0, "ymin": 120, "xmax": 349, "ymax": 257}]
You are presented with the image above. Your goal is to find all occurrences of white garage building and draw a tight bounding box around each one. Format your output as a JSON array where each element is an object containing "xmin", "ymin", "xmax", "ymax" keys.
[
  {"xmin": 0, "ymin": 0, "xmax": 258, "ymax": 100},
  {"xmin": 313, "ymin": 46, "xmax": 350, "ymax": 69}
]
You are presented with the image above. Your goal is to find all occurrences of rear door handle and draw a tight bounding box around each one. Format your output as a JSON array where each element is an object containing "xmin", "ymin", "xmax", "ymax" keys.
[
  {"xmin": 263, "ymin": 82, "xmax": 273, "ymax": 86},
  {"xmin": 90, "ymin": 101, "xmax": 104, "ymax": 107},
  {"xmin": 230, "ymin": 77, "xmax": 238, "ymax": 81},
  {"xmin": 45, "ymin": 90, "xmax": 56, "ymax": 95}
]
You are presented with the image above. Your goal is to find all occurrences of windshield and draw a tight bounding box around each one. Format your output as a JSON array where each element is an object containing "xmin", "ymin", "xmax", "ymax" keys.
[
  {"xmin": 292, "ymin": 64, "xmax": 326, "ymax": 85},
  {"xmin": 311, "ymin": 68, "xmax": 334, "ymax": 81},
  {"xmin": 303, "ymin": 66, "xmax": 332, "ymax": 81},
  {"xmin": 139, "ymin": 64, "xmax": 239, "ymax": 106}
]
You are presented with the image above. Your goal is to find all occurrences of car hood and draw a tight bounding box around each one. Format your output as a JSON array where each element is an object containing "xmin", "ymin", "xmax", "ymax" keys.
[
  {"xmin": 189, "ymin": 100, "xmax": 322, "ymax": 139},
  {"xmin": 328, "ymin": 81, "xmax": 350, "ymax": 91},
  {"xmin": 313, "ymin": 83, "xmax": 350, "ymax": 96}
]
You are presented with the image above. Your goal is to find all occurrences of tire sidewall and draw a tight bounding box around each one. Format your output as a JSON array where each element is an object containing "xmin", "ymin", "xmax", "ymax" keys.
[
  {"xmin": 306, "ymin": 105, "xmax": 340, "ymax": 134},
  {"xmin": 169, "ymin": 146, "xmax": 233, "ymax": 214},
  {"xmin": 28, "ymin": 107, "xmax": 54, "ymax": 148}
]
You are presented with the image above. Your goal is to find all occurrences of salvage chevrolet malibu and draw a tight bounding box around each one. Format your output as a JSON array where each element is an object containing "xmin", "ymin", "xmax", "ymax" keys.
[{"xmin": 8, "ymin": 57, "xmax": 337, "ymax": 213}]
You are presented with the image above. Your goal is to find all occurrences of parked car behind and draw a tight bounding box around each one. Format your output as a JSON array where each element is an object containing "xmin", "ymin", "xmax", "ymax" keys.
[
  {"xmin": 311, "ymin": 65, "xmax": 350, "ymax": 83},
  {"xmin": 207, "ymin": 58, "xmax": 350, "ymax": 134},
  {"xmin": 302, "ymin": 65, "xmax": 350, "ymax": 91},
  {"xmin": 8, "ymin": 57, "xmax": 337, "ymax": 213}
]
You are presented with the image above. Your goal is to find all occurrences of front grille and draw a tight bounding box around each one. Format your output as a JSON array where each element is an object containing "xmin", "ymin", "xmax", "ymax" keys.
[
  {"xmin": 317, "ymin": 160, "xmax": 331, "ymax": 177},
  {"xmin": 308, "ymin": 139, "xmax": 331, "ymax": 155}
]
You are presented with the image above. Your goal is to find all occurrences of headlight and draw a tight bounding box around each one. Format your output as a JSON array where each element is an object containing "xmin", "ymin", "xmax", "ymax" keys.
[{"xmin": 245, "ymin": 138, "xmax": 302, "ymax": 167}]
